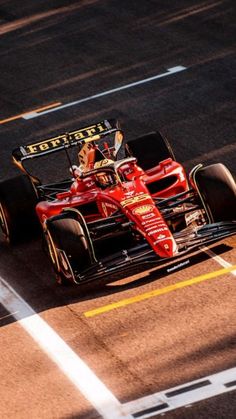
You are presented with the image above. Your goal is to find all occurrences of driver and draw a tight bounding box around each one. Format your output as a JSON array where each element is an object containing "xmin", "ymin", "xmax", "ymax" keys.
[{"xmin": 93, "ymin": 159, "xmax": 116, "ymax": 188}]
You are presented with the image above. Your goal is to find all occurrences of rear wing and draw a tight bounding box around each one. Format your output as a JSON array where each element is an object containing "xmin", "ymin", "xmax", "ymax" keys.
[{"xmin": 12, "ymin": 120, "xmax": 122, "ymax": 169}]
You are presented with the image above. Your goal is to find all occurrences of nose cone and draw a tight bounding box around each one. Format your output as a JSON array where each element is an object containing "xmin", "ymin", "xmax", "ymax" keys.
[
  {"xmin": 153, "ymin": 236, "xmax": 177, "ymax": 258},
  {"xmin": 124, "ymin": 200, "xmax": 178, "ymax": 259}
]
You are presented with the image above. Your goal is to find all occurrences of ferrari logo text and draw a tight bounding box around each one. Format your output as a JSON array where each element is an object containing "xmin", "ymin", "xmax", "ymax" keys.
[{"xmin": 25, "ymin": 122, "xmax": 107, "ymax": 156}]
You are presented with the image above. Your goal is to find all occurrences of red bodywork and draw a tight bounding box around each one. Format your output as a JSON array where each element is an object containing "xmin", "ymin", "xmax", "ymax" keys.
[{"xmin": 36, "ymin": 158, "xmax": 188, "ymax": 259}]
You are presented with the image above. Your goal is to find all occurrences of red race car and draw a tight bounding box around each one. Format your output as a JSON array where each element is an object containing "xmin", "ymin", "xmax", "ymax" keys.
[{"xmin": 0, "ymin": 119, "xmax": 235, "ymax": 285}]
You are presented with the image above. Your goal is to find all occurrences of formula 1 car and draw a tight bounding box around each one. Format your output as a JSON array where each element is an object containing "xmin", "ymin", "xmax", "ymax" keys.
[{"xmin": 0, "ymin": 119, "xmax": 235, "ymax": 285}]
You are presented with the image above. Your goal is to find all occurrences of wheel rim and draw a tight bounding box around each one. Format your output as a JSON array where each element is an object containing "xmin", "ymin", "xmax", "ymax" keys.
[
  {"xmin": 45, "ymin": 230, "xmax": 60, "ymax": 271},
  {"xmin": 0, "ymin": 203, "xmax": 10, "ymax": 241},
  {"xmin": 45, "ymin": 229, "xmax": 74, "ymax": 284}
]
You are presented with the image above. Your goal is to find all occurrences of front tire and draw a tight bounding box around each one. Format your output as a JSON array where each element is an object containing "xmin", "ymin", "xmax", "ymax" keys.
[
  {"xmin": 45, "ymin": 213, "xmax": 93, "ymax": 285},
  {"xmin": 193, "ymin": 163, "xmax": 236, "ymax": 222}
]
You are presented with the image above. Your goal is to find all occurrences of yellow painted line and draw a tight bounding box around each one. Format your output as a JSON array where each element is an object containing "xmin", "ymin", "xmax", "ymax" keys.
[
  {"xmin": 0, "ymin": 102, "xmax": 62, "ymax": 125},
  {"xmin": 0, "ymin": 114, "xmax": 24, "ymax": 124},
  {"xmin": 84, "ymin": 264, "xmax": 236, "ymax": 318}
]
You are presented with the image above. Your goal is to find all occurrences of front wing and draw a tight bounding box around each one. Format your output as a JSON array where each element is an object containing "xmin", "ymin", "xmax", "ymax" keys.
[{"xmin": 73, "ymin": 221, "xmax": 236, "ymax": 283}]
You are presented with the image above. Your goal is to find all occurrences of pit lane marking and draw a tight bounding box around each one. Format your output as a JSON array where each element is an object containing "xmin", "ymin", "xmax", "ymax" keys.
[
  {"xmin": 24, "ymin": 65, "xmax": 187, "ymax": 119},
  {"xmin": 0, "ymin": 66, "xmax": 186, "ymax": 124},
  {"xmin": 84, "ymin": 264, "xmax": 236, "ymax": 317},
  {"xmin": 202, "ymin": 246, "xmax": 236, "ymax": 276},
  {"xmin": 0, "ymin": 275, "xmax": 132, "ymax": 419},
  {"xmin": 0, "ymin": 102, "xmax": 62, "ymax": 125},
  {"xmin": 122, "ymin": 367, "xmax": 236, "ymax": 417}
]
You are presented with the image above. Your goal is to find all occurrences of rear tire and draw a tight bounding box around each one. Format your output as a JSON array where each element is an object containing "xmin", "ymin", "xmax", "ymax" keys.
[
  {"xmin": 125, "ymin": 131, "xmax": 175, "ymax": 171},
  {"xmin": 193, "ymin": 163, "xmax": 236, "ymax": 222},
  {"xmin": 46, "ymin": 213, "xmax": 92, "ymax": 285},
  {"xmin": 0, "ymin": 175, "xmax": 39, "ymax": 243}
]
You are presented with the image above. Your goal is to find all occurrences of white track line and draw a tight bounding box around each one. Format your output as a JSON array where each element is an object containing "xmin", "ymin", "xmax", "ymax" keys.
[
  {"xmin": 121, "ymin": 245, "xmax": 236, "ymax": 417},
  {"xmin": 23, "ymin": 66, "xmax": 187, "ymax": 119},
  {"xmin": 0, "ymin": 275, "xmax": 132, "ymax": 419},
  {"xmin": 123, "ymin": 368, "xmax": 236, "ymax": 418},
  {"xmin": 202, "ymin": 246, "xmax": 236, "ymax": 276}
]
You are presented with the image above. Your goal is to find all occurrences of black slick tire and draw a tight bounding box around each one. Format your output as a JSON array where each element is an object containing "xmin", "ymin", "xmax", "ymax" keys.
[
  {"xmin": 46, "ymin": 214, "xmax": 92, "ymax": 285},
  {"xmin": 0, "ymin": 174, "xmax": 39, "ymax": 243},
  {"xmin": 193, "ymin": 163, "xmax": 236, "ymax": 222}
]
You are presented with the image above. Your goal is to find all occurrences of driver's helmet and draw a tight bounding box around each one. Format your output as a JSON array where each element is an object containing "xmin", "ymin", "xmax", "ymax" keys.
[
  {"xmin": 95, "ymin": 171, "xmax": 116, "ymax": 188},
  {"xmin": 94, "ymin": 159, "xmax": 114, "ymax": 169},
  {"xmin": 94, "ymin": 159, "xmax": 117, "ymax": 188}
]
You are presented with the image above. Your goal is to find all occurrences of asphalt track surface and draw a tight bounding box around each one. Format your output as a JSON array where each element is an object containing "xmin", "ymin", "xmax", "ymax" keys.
[{"xmin": 0, "ymin": 1, "xmax": 235, "ymax": 418}]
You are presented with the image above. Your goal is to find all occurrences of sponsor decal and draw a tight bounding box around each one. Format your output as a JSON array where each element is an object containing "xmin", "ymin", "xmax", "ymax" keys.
[
  {"xmin": 145, "ymin": 225, "xmax": 159, "ymax": 231},
  {"xmin": 101, "ymin": 202, "xmax": 118, "ymax": 216},
  {"xmin": 102, "ymin": 202, "xmax": 108, "ymax": 217},
  {"xmin": 123, "ymin": 168, "xmax": 133, "ymax": 176},
  {"xmin": 24, "ymin": 122, "xmax": 107, "ymax": 156},
  {"xmin": 141, "ymin": 213, "xmax": 156, "ymax": 220},
  {"xmin": 85, "ymin": 181, "xmax": 95, "ymax": 188},
  {"xmin": 167, "ymin": 259, "xmax": 190, "ymax": 273},
  {"xmin": 147, "ymin": 227, "xmax": 168, "ymax": 234},
  {"xmin": 142, "ymin": 221, "xmax": 157, "ymax": 226},
  {"xmin": 148, "ymin": 228, "xmax": 168, "ymax": 236},
  {"xmin": 121, "ymin": 193, "xmax": 151, "ymax": 207},
  {"xmin": 103, "ymin": 202, "xmax": 118, "ymax": 210},
  {"xmin": 124, "ymin": 190, "xmax": 135, "ymax": 197},
  {"xmin": 132, "ymin": 204, "xmax": 154, "ymax": 215},
  {"xmin": 94, "ymin": 158, "xmax": 113, "ymax": 168}
]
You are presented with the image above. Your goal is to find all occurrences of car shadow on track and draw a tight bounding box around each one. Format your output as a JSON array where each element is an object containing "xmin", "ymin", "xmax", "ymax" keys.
[{"xmin": 0, "ymin": 236, "xmax": 234, "ymax": 327}]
